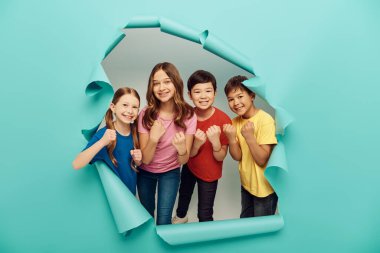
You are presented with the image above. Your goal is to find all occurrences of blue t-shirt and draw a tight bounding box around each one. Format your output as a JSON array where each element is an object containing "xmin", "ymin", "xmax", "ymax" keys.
[{"xmin": 85, "ymin": 127, "xmax": 137, "ymax": 195}]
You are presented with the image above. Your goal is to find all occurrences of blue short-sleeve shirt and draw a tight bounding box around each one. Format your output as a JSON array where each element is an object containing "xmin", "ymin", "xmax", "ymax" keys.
[{"xmin": 85, "ymin": 127, "xmax": 137, "ymax": 195}]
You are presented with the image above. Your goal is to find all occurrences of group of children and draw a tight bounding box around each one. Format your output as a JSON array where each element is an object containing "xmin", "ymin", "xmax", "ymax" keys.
[{"xmin": 72, "ymin": 62, "xmax": 278, "ymax": 225}]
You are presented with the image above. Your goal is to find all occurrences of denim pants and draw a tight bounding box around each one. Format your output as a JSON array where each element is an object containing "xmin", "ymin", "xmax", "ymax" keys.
[
  {"xmin": 176, "ymin": 164, "xmax": 218, "ymax": 222},
  {"xmin": 240, "ymin": 186, "xmax": 278, "ymax": 218},
  {"xmin": 137, "ymin": 168, "xmax": 180, "ymax": 225}
]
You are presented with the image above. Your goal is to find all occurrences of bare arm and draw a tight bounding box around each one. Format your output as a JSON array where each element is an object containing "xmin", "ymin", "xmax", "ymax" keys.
[
  {"xmin": 130, "ymin": 149, "xmax": 143, "ymax": 166},
  {"xmin": 206, "ymin": 125, "xmax": 228, "ymax": 161},
  {"xmin": 212, "ymin": 145, "xmax": 228, "ymax": 161},
  {"xmin": 241, "ymin": 121, "xmax": 273, "ymax": 167},
  {"xmin": 227, "ymin": 138, "xmax": 242, "ymax": 161},
  {"xmin": 189, "ymin": 129, "xmax": 206, "ymax": 158},
  {"xmin": 223, "ymin": 124, "xmax": 242, "ymax": 161},
  {"xmin": 173, "ymin": 132, "xmax": 194, "ymax": 165},
  {"xmin": 139, "ymin": 132, "xmax": 158, "ymax": 165},
  {"xmin": 189, "ymin": 142, "xmax": 201, "ymax": 158},
  {"xmin": 140, "ymin": 120, "xmax": 166, "ymax": 165},
  {"xmin": 245, "ymin": 139, "xmax": 273, "ymax": 167}
]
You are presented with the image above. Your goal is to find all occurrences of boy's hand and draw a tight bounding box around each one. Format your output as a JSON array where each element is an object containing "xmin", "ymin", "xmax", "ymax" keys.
[
  {"xmin": 100, "ymin": 129, "xmax": 117, "ymax": 146},
  {"xmin": 130, "ymin": 149, "xmax": 142, "ymax": 165},
  {"xmin": 223, "ymin": 124, "xmax": 237, "ymax": 143},
  {"xmin": 150, "ymin": 120, "xmax": 166, "ymax": 142},
  {"xmin": 193, "ymin": 129, "xmax": 207, "ymax": 148},
  {"xmin": 241, "ymin": 121, "xmax": 255, "ymax": 141},
  {"xmin": 172, "ymin": 131, "xmax": 187, "ymax": 155},
  {"xmin": 206, "ymin": 125, "xmax": 221, "ymax": 147}
]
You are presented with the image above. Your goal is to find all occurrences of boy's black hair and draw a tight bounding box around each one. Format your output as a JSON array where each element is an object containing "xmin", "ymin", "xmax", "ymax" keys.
[
  {"xmin": 187, "ymin": 70, "xmax": 217, "ymax": 92},
  {"xmin": 224, "ymin": 75, "xmax": 255, "ymax": 97}
]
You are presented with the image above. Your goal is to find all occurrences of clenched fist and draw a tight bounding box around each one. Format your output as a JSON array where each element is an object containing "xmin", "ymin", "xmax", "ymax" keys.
[
  {"xmin": 241, "ymin": 121, "xmax": 255, "ymax": 141},
  {"xmin": 150, "ymin": 120, "xmax": 166, "ymax": 142},
  {"xmin": 223, "ymin": 124, "xmax": 237, "ymax": 143},
  {"xmin": 100, "ymin": 129, "xmax": 117, "ymax": 146},
  {"xmin": 130, "ymin": 149, "xmax": 142, "ymax": 165},
  {"xmin": 172, "ymin": 131, "xmax": 187, "ymax": 155},
  {"xmin": 193, "ymin": 129, "xmax": 207, "ymax": 148},
  {"xmin": 206, "ymin": 125, "xmax": 221, "ymax": 146}
]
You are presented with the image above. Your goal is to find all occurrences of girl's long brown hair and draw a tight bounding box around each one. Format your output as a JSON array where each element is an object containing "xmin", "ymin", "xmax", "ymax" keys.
[
  {"xmin": 104, "ymin": 87, "xmax": 140, "ymax": 171},
  {"xmin": 142, "ymin": 62, "xmax": 194, "ymax": 130}
]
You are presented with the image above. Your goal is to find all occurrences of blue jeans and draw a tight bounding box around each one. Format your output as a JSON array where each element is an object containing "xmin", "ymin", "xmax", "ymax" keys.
[
  {"xmin": 137, "ymin": 168, "xmax": 180, "ymax": 225},
  {"xmin": 176, "ymin": 164, "xmax": 218, "ymax": 222},
  {"xmin": 240, "ymin": 186, "xmax": 278, "ymax": 218}
]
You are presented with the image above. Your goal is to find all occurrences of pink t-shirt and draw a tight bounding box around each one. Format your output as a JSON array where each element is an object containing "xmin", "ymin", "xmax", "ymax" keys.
[{"xmin": 138, "ymin": 106, "xmax": 197, "ymax": 173}]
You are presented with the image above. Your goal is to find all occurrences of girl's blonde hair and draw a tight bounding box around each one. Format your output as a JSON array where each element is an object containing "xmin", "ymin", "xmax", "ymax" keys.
[
  {"xmin": 142, "ymin": 62, "xmax": 194, "ymax": 130},
  {"xmin": 105, "ymin": 87, "xmax": 140, "ymax": 171}
]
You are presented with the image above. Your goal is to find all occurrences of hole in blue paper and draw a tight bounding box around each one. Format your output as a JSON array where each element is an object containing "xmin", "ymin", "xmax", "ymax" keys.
[{"xmin": 101, "ymin": 27, "xmax": 278, "ymax": 224}]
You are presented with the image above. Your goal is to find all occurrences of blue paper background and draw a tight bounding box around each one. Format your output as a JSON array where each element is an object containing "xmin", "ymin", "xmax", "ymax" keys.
[{"xmin": 1, "ymin": 1, "xmax": 379, "ymax": 252}]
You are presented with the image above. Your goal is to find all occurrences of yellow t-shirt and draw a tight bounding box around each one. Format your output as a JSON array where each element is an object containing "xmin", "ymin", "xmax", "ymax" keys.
[{"xmin": 232, "ymin": 110, "xmax": 277, "ymax": 197}]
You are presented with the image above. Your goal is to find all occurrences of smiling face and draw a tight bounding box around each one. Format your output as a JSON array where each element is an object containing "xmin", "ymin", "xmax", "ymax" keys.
[
  {"xmin": 152, "ymin": 69, "xmax": 176, "ymax": 104},
  {"xmin": 110, "ymin": 94, "xmax": 140, "ymax": 125},
  {"xmin": 227, "ymin": 88, "xmax": 255, "ymax": 118},
  {"xmin": 189, "ymin": 82, "xmax": 216, "ymax": 111}
]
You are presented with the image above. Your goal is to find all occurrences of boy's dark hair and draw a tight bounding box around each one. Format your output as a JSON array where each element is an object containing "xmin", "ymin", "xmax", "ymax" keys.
[
  {"xmin": 224, "ymin": 75, "xmax": 255, "ymax": 97},
  {"xmin": 187, "ymin": 70, "xmax": 217, "ymax": 92}
]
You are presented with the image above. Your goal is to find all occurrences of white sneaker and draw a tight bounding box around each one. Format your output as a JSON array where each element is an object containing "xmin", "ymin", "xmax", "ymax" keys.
[{"xmin": 172, "ymin": 215, "xmax": 188, "ymax": 224}]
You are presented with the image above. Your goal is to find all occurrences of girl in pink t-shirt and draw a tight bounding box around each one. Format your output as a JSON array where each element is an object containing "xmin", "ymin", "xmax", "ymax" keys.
[{"xmin": 137, "ymin": 62, "xmax": 196, "ymax": 225}]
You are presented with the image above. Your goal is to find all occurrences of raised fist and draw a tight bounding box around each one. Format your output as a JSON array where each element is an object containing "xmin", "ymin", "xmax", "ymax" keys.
[
  {"xmin": 193, "ymin": 129, "xmax": 207, "ymax": 148},
  {"xmin": 100, "ymin": 129, "xmax": 117, "ymax": 146},
  {"xmin": 130, "ymin": 149, "xmax": 142, "ymax": 165},
  {"xmin": 150, "ymin": 120, "xmax": 166, "ymax": 142},
  {"xmin": 206, "ymin": 125, "xmax": 221, "ymax": 146},
  {"xmin": 222, "ymin": 124, "xmax": 237, "ymax": 143},
  {"xmin": 172, "ymin": 131, "xmax": 187, "ymax": 155},
  {"xmin": 241, "ymin": 121, "xmax": 255, "ymax": 141}
]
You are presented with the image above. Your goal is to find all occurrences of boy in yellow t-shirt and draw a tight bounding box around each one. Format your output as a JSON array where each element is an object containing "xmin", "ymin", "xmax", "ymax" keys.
[{"xmin": 222, "ymin": 75, "xmax": 278, "ymax": 217}]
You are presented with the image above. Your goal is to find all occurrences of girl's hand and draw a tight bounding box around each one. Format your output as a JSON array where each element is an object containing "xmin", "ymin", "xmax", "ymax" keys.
[
  {"xmin": 130, "ymin": 149, "xmax": 142, "ymax": 166},
  {"xmin": 193, "ymin": 129, "xmax": 207, "ymax": 148},
  {"xmin": 223, "ymin": 124, "xmax": 237, "ymax": 143},
  {"xmin": 100, "ymin": 129, "xmax": 117, "ymax": 146},
  {"xmin": 206, "ymin": 125, "xmax": 221, "ymax": 146},
  {"xmin": 150, "ymin": 120, "xmax": 166, "ymax": 143},
  {"xmin": 172, "ymin": 132, "xmax": 187, "ymax": 155},
  {"xmin": 241, "ymin": 121, "xmax": 255, "ymax": 141}
]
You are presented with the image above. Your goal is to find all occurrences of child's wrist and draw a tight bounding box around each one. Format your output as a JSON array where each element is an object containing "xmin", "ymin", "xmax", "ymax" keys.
[
  {"xmin": 150, "ymin": 136, "xmax": 160, "ymax": 143},
  {"xmin": 228, "ymin": 139, "xmax": 237, "ymax": 145},
  {"xmin": 212, "ymin": 146, "xmax": 222, "ymax": 152},
  {"xmin": 193, "ymin": 142, "xmax": 202, "ymax": 149},
  {"xmin": 244, "ymin": 135, "xmax": 256, "ymax": 143},
  {"xmin": 178, "ymin": 150, "xmax": 187, "ymax": 156},
  {"xmin": 99, "ymin": 139, "xmax": 108, "ymax": 147},
  {"xmin": 211, "ymin": 142, "xmax": 221, "ymax": 151}
]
